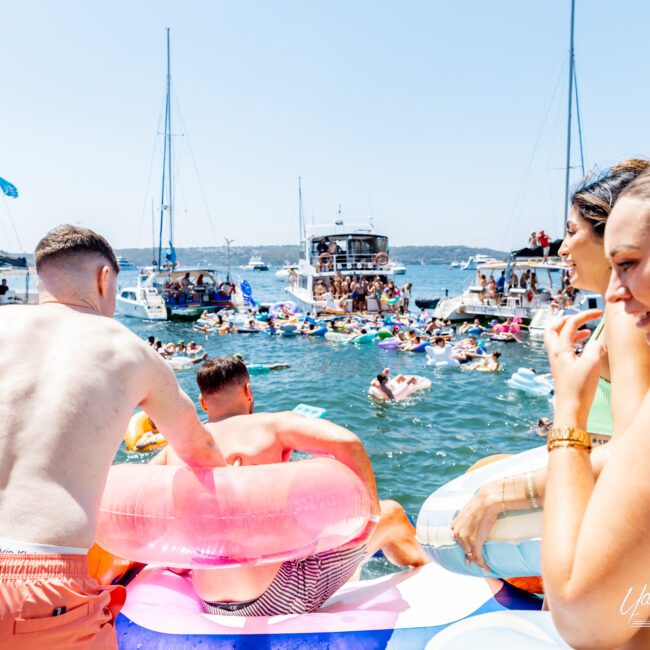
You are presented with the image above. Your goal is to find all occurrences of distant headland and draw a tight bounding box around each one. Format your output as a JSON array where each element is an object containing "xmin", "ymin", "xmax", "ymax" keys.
[{"xmin": 111, "ymin": 245, "xmax": 508, "ymax": 268}]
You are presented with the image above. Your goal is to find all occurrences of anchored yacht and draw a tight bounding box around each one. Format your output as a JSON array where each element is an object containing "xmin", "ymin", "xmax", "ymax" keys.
[
  {"xmin": 286, "ymin": 218, "xmax": 398, "ymax": 313},
  {"xmin": 433, "ymin": 252, "xmax": 601, "ymax": 329}
]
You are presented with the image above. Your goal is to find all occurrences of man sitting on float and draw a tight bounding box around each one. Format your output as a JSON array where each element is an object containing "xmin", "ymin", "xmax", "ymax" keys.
[{"xmin": 151, "ymin": 356, "xmax": 429, "ymax": 616}]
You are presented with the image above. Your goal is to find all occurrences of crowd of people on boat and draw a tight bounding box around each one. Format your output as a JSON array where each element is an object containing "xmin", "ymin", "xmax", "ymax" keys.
[
  {"xmin": 6, "ymin": 156, "xmax": 650, "ymax": 648},
  {"xmin": 310, "ymin": 275, "xmax": 412, "ymax": 313}
]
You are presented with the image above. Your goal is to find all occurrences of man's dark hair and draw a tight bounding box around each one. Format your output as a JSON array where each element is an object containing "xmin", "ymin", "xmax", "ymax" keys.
[
  {"xmin": 434, "ymin": 336, "xmax": 444, "ymax": 344},
  {"xmin": 34, "ymin": 224, "xmax": 119, "ymax": 273},
  {"xmin": 197, "ymin": 356, "xmax": 250, "ymax": 396}
]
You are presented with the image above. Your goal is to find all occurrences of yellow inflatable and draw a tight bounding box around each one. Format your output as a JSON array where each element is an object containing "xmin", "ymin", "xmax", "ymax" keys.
[{"xmin": 123, "ymin": 411, "xmax": 168, "ymax": 452}]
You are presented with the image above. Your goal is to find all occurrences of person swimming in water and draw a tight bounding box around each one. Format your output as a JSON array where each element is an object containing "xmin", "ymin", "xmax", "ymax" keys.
[
  {"xmin": 370, "ymin": 368, "xmax": 396, "ymax": 400},
  {"xmin": 468, "ymin": 350, "xmax": 501, "ymax": 372}
]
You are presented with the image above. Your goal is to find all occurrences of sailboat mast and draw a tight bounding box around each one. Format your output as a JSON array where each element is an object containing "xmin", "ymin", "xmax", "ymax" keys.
[
  {"xmin": 156, "ymin": 28, "xmax": 174, "ymax": 268},
  {"xmin": 166, "ymin": 28, "xmax": 174, "ymax": 249},
  {"xmin": 157, "ymin": 28, "xmax": 172, "ymax": 268},
  {"xmin": 562, "ymin": 0, "xmax": 576, "ymax": 228},
  {"xmin": 298, "ymin": 177, "xmax": 304, "ymax": 252}
]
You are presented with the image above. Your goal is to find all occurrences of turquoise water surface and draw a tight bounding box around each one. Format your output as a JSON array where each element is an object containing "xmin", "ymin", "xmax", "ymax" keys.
[{"xmin": 114, "ymin": 265, "xmax": 552, "ymax": 576}]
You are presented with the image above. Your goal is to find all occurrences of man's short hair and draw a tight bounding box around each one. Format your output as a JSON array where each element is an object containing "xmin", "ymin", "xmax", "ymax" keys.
[
  {"xmin": 197, "ymin": 356, "xmax": 250, "ymax": 396},
  {"xmin": 34, "ymin": 225, "xmax": 119, "ymax": 273}
]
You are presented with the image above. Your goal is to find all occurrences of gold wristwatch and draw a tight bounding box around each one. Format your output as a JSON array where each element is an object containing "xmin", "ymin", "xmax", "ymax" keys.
[{"xmin": 547, "ymin": 426, "xmax": 592, "ymax": 453}]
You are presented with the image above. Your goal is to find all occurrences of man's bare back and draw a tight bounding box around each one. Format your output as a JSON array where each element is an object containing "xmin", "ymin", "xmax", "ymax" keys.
[
  {"xmin": 0, "ymin": 303, "xmax": 225, "ymax": 549},
  {"xmin": 155, "ymin": 413, "xmax": 295, "ymax": 468},
  {"xmin": 0, "ymin": 226, "xmax": 234, "ymax": 648}
]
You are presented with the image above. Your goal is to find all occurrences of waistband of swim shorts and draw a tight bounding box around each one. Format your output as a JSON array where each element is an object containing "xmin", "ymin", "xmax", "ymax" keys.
[
  {"xmin": 0, "ymin": 536, "xmax": 88, "ymax": 555},
  {"xmin": 0, "ymin": 554, "xmax": 90, "ymax": 579}
]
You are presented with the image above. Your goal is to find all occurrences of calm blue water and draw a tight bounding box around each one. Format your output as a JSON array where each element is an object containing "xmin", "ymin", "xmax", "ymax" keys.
[{"xmin": 114, "ymin": 265, "xmax": 552, "ymax": 576}]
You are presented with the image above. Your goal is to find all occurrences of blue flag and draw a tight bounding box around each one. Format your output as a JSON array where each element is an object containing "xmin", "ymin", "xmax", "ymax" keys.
[{"xmin": 0, "ymin": 177, "xmax": 18, "ymax": 198}]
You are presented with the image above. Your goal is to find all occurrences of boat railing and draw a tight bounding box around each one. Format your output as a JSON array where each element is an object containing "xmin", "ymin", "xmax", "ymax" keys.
[
  {"xmin": 462, "ymin": 286, "xmax": 553, "ymax": 309},
  {"xmin": 309, "ymin": 252, "xmax": 389, "ymax": 274}
]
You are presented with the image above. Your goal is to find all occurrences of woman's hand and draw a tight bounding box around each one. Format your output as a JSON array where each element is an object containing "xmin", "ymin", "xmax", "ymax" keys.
[
  {"xmin": 450, "ymin": 482, "xmax": 501, "ymax": 570},
  {"xmin": 544, "ymin": 309, "xmax": 606, "ymax": 428}
]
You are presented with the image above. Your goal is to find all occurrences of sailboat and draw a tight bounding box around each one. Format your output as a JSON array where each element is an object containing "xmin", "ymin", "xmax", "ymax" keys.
[
  {"xmin": 432, "ymin": 0, "xmax": 602, "ymax": 326},
  {"xmin": 116, "ymin": 29, "xmax": 235, "ymax": 322}
]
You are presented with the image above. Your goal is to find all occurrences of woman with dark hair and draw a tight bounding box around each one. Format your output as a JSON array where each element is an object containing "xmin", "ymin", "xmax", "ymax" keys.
[
  {"xmin": 541, "ymin": 168, "xmax": 650, "ymax": 646},
  {"xmin": 450, "ymin": 158, "xmax": 650, "ymax": 570}
]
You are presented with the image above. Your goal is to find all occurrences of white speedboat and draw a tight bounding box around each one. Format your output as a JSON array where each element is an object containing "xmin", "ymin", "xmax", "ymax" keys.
[
  {"xmin": 286, "ymin": 217, "xmax": 398, "ymax": 314},
  {"xmin": 389, "ymin": 260, "xmax": 407, "ymax": 275},
  {"xmin": 241, "ymin": 255, "xmax": 269, "ymax": 271},
  {"xmin": 460, "ymin": 254, "xmax": 500, "ymax": 270},
  {"xmin": 275, "ymin": 261, "xmax": 298, "ymax": 280},
  {"xmin": 0, "ymin": 268, "xmax": 38, "ymax": 306},
  {"xmin": 434, "ymin": 257, "xmax": 564, "ymax": 322},
  {"xmin": 449, "ymin": 261, "xmax": 461, "ymax": 269},
  {"xmin": 116, "ymin": 282, "xmax": 167, "ymax": 321}
]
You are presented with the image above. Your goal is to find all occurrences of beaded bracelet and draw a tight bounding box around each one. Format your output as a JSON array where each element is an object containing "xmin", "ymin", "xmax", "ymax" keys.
[{"xmin": 525, "ymin": 471, "xmax": 540, "ymax": 509}]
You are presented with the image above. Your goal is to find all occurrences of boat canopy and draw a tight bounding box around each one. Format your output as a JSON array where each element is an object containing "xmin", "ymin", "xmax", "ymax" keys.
[
  {"xmin": 148, "ymin": 268, "xmax": 221, "ymax": 284},
  {"xmin": 477, "ymin": 258, "xmax": 567, "ymax": 273},
  {"xmin": 0, "ymin": 250, "xmax": 27, "ymax": 268},
  {"xmin": 511, "ymin": 239, "xmax": 563, "ymax": 259}
]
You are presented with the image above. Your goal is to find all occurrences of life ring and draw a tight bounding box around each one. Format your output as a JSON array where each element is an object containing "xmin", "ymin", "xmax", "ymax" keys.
[
  {"xmin": 97, "ymin": 457, "xmax": 373, "ymax": 568},
  {"xmin": 374, "ymin": 252, "xmax": 389, "ymax": 267},
  {"xmin": 219, "ymin": 282, "xmax": 234, "ymax": 295},
  {"xmin": 123, "ymin": 411, "xmax": 168, "ymax": 452},
  {"xmin": 319, "ymin": 252, "xmax": 332, "ymax": 270}
]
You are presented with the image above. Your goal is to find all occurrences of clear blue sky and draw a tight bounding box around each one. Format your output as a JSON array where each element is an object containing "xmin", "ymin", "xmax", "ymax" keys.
[{"xmin": 1, "ymin": 1, "xmax": 649, "ymax": 252}]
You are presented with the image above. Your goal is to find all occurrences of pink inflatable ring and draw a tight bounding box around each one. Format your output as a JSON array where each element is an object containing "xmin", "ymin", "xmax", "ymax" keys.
[{"xmin": 97, "ymin": 457, "xmax": 373, "ymax": 569}]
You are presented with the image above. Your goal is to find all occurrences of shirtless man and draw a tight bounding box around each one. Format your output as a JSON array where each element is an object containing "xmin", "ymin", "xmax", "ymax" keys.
[
  {"xmin": 0, "ymin": 226, "xmax": 243, "ymax": 648},
  {"xmin": 152, "ymin": 356, "xmax": 429, "ymax": 616}
]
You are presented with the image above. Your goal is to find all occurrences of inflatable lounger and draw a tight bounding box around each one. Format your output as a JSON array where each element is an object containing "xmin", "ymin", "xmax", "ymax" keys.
[
  {"xmin": 116, "ymin": 560, "xmax": 543, "ymax": 648},
  {"xmin": 417, "ymin": 446, "xmax": 547, "ymax": 578}
]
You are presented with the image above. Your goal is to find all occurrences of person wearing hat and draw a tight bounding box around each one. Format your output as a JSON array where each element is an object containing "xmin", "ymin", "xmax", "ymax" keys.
[{"xmin": 538, "ymin": 229, "xmax": 551, "ymax": 262}]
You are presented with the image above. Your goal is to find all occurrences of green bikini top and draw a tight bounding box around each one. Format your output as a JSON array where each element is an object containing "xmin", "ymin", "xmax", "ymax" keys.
[{"xmin": 585, "ymin": 318, "xmax": 613, "ymax": 437}]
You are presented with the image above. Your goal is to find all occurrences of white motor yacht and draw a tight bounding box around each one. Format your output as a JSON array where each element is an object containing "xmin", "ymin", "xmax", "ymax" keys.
[
  {"xmin": 117, "ymin": 256, "xmax": 137, "ymax": 271},
  {"xmin": 241, "ymin": 255, "xmax": 269, "ymax": 271},
  {"xmin": 433, "ymin": 257, "xmax": 566, "ymax": 322},
  {"xmin": 460, "ymin": 254, "xmax": 500, "ymax": 270},
  {"xmin": 286, "ymin": 218, "xmax": 398, "ymax": 314}
]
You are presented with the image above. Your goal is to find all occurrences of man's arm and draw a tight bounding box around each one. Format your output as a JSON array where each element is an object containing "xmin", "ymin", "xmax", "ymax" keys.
[
  {"xmin": 138, "ymin": 346, "xmax": 225, "ymax": 468},
  {"xmin": 271, "ymin": 413, "xmax": 380, "ymax": 517}
]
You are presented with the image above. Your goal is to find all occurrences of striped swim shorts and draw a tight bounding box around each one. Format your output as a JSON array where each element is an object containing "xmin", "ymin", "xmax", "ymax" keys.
[{"xmin": 202, "ymin": 544, "xmax": 367, "ymax": 617}]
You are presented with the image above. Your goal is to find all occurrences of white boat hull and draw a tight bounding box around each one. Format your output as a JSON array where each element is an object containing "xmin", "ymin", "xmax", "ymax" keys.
[{"xmin": 116, "ymin": 286, "xmax": 167, "ymax": 321}]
